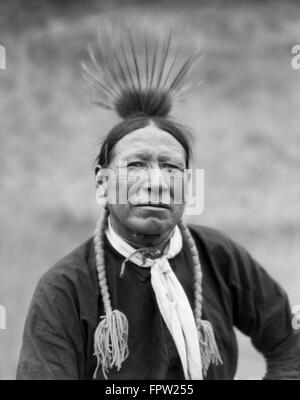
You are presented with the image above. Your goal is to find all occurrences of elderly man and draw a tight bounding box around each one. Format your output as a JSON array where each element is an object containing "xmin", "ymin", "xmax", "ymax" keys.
[{"xmin": 17, "ymin": 24, "xmax": 300, "ymax": 380}]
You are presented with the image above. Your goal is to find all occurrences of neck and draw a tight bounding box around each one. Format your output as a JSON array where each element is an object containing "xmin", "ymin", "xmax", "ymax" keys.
[{"xmin": 108, "ymin": 216, "xmax": 175, "ymax": 253}]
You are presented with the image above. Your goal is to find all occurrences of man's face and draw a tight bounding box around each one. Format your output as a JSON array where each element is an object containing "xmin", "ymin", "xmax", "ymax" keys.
[{"xmin": 103, "ymin": 124, "xmax": 189, "ymax": 236}]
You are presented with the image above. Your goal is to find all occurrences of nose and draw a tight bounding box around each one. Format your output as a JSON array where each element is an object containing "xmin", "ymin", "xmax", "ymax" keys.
[{"xmin": 143, "ymin": 166, "xmax": 170, "ymax": 203}]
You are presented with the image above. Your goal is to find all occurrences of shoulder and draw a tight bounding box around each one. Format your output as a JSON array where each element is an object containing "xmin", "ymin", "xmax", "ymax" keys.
[
  {"xmin": 186, "ymin": 223, "xmax": 266, "ymax": 289},
  {"xmin": 35, "ymin": 237, "xmax": 96, "ymax": 300},
  {"xmin": 187, "ymin": 223, "xmax": 242, "ymax": 256},
  {"xmin": 21, "ymin": 239, "xmax": 97, "ymax": 360}
]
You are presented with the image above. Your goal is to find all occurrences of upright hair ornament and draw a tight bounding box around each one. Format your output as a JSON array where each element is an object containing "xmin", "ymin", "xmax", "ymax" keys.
[
  {"xmin": 83, "ymin": 17, "xmax": 222, "ymax": 379},
  {"xmin": 82, "ymin": 18, "xmax": 201, "ymax": 119}
]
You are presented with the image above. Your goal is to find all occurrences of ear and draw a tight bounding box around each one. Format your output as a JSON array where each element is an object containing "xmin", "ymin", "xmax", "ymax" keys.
[{"xmin": 95, "ymin": 165, "xmax": 108, "ymax": 206}]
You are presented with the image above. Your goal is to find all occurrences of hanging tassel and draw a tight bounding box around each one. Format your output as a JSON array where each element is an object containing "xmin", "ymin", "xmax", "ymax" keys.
[
  {"xmin": 93, "ymin": 310, "xmax": 129, "ymax": 379},
  {"xmin": 199, "ymin": 320, "xmax": 223, "ymax": 376}
]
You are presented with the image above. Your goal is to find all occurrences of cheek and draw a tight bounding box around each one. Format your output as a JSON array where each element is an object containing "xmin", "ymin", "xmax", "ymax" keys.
[
  {"xmin": 107, "ymin": 176, "xmax": 132, "ymax": 220},
  {"xmin": 107, "ymin": 175, "xmax": 143, "ymax": 208},
  {"xmin": 108, "ymin": 203, "xmax": 131, "ymax": 225},
  {"xmin": 170, "ymin": 177, "xmax": 188, "ymax": 204},
  {"xmin": 106, "ymin": 175, "xmax": 130, "ymax": 205},
  {"xmin": 123, "ymin": 176, "xmax": 146, "ymax": 202}
]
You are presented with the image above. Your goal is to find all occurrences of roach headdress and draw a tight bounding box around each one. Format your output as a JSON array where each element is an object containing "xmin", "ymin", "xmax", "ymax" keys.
[
  {"xmin": 82, "ymin": 18, "xmax": 201, "ymax": 119},
  {"xmin": 83, "ymin": 17, "xmax": 222, "ymax": 379}
]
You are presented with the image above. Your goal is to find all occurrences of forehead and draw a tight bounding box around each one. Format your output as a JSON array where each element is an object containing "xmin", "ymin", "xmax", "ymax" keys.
[{"xmin": 112, "ymin": 125, "xmax": 186, "ymax": 162}]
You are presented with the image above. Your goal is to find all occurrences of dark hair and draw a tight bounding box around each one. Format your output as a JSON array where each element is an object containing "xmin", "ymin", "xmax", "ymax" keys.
[{"xmin": 95, "ymin": 114, "xmax": 193, "ymax": 171}]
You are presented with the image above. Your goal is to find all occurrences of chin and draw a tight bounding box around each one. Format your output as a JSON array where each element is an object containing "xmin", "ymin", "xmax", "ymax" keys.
[{"xmin": 127, "ymin": 215, "xmax": 174, "ymax": 235}]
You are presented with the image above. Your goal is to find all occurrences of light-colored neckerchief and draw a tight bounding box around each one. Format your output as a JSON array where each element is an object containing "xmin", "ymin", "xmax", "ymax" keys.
[{"xmin": 105, "ymin": 219, "xmax": 203, "ymax": 380}]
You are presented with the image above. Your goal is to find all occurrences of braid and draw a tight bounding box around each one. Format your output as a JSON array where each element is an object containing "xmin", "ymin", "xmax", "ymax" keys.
[
  {"xmin": 94, "ymin": 204, "xmax": 112, "ymax": 314},
  {"xmin": 93, "ymin": 205, "xmax": 129, "ymax": 379},
  {"xmin": 178, "ymin": 220, "xmax": 203, "ymax": 328},
  {"xmin": 179, "ymin": 219, "xmax": 223, "ymax": 376}
]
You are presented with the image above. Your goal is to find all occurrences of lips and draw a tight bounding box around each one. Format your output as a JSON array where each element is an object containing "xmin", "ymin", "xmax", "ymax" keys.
[{"xmin": 133, "ymin": 203, "xmax": 171, "ymax": 209}]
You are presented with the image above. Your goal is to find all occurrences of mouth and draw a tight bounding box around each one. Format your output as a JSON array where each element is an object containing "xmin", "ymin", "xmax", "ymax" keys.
[{"xmin": 133, "ymin": 203, "xmax": 171, "ymax": 210}]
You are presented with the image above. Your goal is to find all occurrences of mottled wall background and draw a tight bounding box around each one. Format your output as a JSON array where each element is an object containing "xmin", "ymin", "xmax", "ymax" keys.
[{"xmin": 0, "ymin": 0, "xmax": 299, "ymax": 379}]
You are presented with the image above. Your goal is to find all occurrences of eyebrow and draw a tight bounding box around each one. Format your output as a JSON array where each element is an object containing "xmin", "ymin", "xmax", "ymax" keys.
[
  {"xmin": 126, "ymin": 151, "xmax": 152, "ymax": 160},
  {"xmin": 123, "ymin": 151, "xmax": 185, "ymax": 165}
]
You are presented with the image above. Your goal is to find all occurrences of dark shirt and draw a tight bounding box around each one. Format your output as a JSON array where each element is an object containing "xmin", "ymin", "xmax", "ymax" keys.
[{"xmin": 16, "ymin": 224, "xmax": 300, "ymax": 380}]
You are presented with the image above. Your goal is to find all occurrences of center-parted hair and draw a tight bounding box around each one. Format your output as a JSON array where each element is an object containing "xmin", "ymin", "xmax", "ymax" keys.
[{"xmin": 95, "ymin": 115, "xmax": 193, "ymax": 169}]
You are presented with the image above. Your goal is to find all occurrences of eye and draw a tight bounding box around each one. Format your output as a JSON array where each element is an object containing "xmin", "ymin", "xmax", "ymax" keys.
[
  {"xmin": 127, "ymin": 161, "xmax": 147, "ymax": 169},
  {"xmin": 162, "ymin": 163, "xmax": 183, "ymax": 172}
]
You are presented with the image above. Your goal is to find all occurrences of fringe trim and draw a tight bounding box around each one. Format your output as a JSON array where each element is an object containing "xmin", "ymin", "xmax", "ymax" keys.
[
  {"xmin": 93, "ymin": 310, "xmax": 129, "ymax": 379},
  {"xmin": 199, "ymin": 320, "xmax": 223, "ymax": 376}
]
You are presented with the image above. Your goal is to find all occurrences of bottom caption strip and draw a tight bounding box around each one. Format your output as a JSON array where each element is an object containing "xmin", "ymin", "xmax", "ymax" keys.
[{"xmin": 105, "ymin": 384, "xmax": 194, "ymax": 397}]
